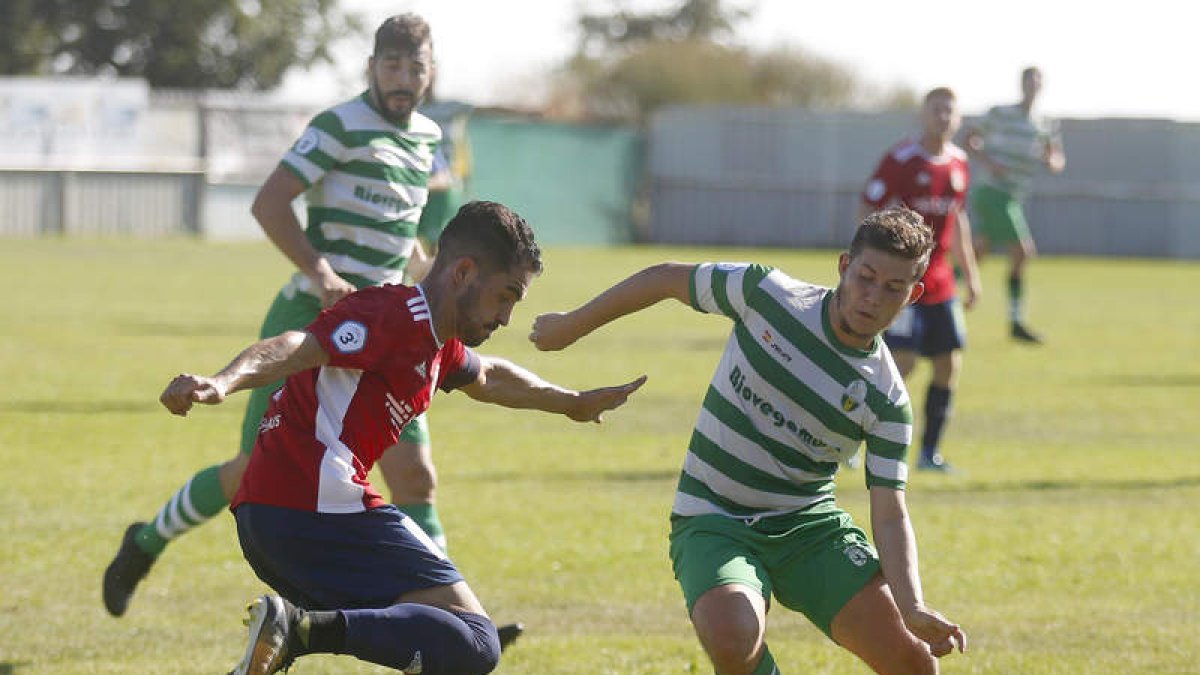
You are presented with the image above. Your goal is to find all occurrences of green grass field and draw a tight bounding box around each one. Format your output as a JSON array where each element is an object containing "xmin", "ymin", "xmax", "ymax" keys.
[{"xmin": 1, "ymin": 239, "xmax": 1197, "ymax": 674}]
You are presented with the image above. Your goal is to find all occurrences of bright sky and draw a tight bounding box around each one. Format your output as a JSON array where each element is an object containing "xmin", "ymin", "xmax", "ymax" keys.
[{"xmin": 284, "ymin": 0, "xmax": 1194, "ymax": 122}]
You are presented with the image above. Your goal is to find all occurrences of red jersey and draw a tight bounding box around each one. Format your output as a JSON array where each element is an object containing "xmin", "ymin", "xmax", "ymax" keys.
[
  {"xmin": 861, "ymin": 139, "xmax": 969, "ymax": 305},
  {"xmin": 233, "ymin": 284, "xmax": 480, "ymax": 514}
]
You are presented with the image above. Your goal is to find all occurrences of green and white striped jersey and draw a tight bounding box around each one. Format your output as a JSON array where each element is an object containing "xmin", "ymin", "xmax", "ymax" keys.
[
  {"xmin": 976, "ymin": 103, "xmax": 1060, "ymax": 197},
  {"xmin": 674, "ymin": 263, "xmax": 913, "ymax": 520},
  {"xmin": 280, "ymin": 92, "xmax": 441, "ymax": 296}
]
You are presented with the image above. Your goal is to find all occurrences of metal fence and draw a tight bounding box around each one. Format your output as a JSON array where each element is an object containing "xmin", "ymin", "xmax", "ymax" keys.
[{"xmin": 647, "ymin": 106, "xmax": 1200, "ymax": 259}]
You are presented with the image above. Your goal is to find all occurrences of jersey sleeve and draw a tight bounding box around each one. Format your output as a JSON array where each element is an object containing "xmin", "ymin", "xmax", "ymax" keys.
[
  {"xmin": 689, "ymin": 263, "xmax": 774, "ymax": 322},
  {"xmin": 280, "ymin": 110, "xmax": 349, "ymax": 188},
  {"xmin": 437, "ymin": 342, "xmax": 482, "ymax": 392},
  {"xmin": 861, "ymin": 388, "xmax": 913, "ymax": 491},
  {"xmin": 306, "ymin": 287, "xmax": 396, "ymax": 372},
  {"xmin": 861, "ymin": 154, "xmax": 897, "ymax": 207}
]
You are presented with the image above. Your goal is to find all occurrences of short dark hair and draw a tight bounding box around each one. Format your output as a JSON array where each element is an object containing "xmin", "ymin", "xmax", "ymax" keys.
[
  {"xmin": 849, "ymin": 206, "xmax": 934, "ymax": 276},
  {"xmin": 435, "ymin": 201, "xmax": 543, "ymax": 276},
  {"xmin": 924, "ymin": 87, "xmax": 956, "ymax": 104},
  {"xmin": 374, "ymin": 14, "xmax": 432, "ymax": 56},
  {"xmin": 1021, "ymin": 66, "xmax": 1041, "ymax": 83}
]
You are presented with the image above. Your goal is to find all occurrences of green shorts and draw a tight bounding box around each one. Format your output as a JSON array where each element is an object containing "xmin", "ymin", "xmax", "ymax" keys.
[
  {"xmin": 669, "ymin": 505, "xmax": 880, "ymax": 638},
  {"xmin": 417, "ymin": 186, "xmax": 463, "ymax": 244},
  {"xmin": 239, "ymin": 287, "xmax": 430, "ymax": 455},
  {"xmin": 969, "ymin": 183, "xmax": 1031, "ymax": 245}
]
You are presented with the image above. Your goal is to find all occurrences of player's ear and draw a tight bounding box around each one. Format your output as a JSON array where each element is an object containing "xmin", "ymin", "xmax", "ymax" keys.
[
  {"xmin": 837, "ymin": 253, "xmax": 851, "ymax": 277},
  {"xmin": 451, "ymin": 256, "xmax": 477, "ymax": 288},
  {"xmin": 908, "ymin": 282, "xmax": 925, "ymax": 305}
]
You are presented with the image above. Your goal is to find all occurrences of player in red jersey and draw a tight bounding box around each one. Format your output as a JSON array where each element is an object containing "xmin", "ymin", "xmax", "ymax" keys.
[
  {"xmin": 159, "ymin": 201, "xmax": 646, "ymax": 674},
  {"xmin": 860, "ymin": 87, "xmax": 982, "ymax": 472}
]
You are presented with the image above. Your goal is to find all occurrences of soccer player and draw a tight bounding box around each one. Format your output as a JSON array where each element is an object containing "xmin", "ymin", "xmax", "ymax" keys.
[
  {"xmin": 103, "ymin": 14, "xmax": 520, "ymax": 645},
  {"xmin": 964, "ymin": 66, "xmax": 1066, "ymax": 344},
  {"xmin": 159, "ymin": 201, "xmax": 645, "ymax": 674},
  {"xmin": 860, "ymin": 87, "xmax": 981, "ymax": 472},
  {"xmin": 530, "ymin": 207, "xmax": 966, "ymax": 674}
]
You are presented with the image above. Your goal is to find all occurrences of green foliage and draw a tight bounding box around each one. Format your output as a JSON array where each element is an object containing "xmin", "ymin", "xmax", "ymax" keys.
[
  {"xmin": 1, "ymin": 240, "xmax": 1197, "ymax": 673},
  {"xmin": 557, "ymin": 0, "xmax": 915, "ymax": 122},
  {"xmin": 0, "ymin": 0, "xmax": 365, "ymax": 89}
]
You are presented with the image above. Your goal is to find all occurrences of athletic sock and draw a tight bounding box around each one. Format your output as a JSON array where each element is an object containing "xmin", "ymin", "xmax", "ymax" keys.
[
  {"xmin": 341, "ymin": 605, "xmax": 500, "ymax": 674},
  {"xmin": 922, "ymin": 385, "xmax": 953, "ymax": 461},
  {"xmin": 1008, "ymin": 273, "xmax": 1024, "ymax": 323},
  {"xmin": 395, "ymin": 503, "xmax": 448, "ymax": 552},
  {"xmin": 751, "ymin": 645, "xmax": 780, "ymax": 675},
  {"xmin": 135, "ymin": 464, "xmax": 228, "ymax": 556},
  {"xmin": 296, "ymin": 609, "xmax": 346, "ymax": 654}
]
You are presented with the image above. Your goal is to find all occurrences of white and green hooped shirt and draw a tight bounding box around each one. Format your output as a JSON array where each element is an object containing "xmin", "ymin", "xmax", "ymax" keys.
[
  {"xmin": 674, "ymin": 263, "xmax": 913, "ymax": 520},
  {"xmin": 281, "ymin": 91, "xmax": 442, "ymax": 296}
]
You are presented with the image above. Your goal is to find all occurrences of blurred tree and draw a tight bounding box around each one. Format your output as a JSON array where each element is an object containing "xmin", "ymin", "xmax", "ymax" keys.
[
  {"xmin": 552, "ymin": 0, "xmax": 916, "ymax": 123},
  {"xmin": 0, "ymin": 0, "xmax": 364, "ymax": 90}
]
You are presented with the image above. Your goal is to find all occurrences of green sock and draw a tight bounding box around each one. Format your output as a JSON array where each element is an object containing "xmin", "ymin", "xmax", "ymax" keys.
[
  {"xmin": 752, "ymin": 646, "xmax": 780, "ymax": 675},
  {"xmin": 394, "ymin": 503, "xmax": 447, "ymax": 552},
  {"xmin": 1008, "ymin": 274, "xmax": 1024, "ymax": 323},
  {"xmin": 135, "ymin": 465, "xmax": 228, "ymax": 556}
]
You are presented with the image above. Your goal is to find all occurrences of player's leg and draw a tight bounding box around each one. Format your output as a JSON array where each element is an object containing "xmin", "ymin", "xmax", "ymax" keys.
[
  {"xmin": 1004, "ymin": 199, "xmax": 1041, "ymax": 343},
  {"xmin": 917, "ymin": 301, "xmax": 966, "ymax": 472},
  {"xmin": 830, "ymin": 574, "xmax": 936, "ymax": 675},
  {"xmin": 103, "ymin": 289, "xmax": 317, "ymax": 617},
  {"xmin": 671, "ymin": 515, "xmax": 779, "ymax": 675},
  {"xmin": 232, "ymin": 503, "xmax": 500, "ymax": 674},
  {"xmin": 379, "ymin": 416, "xmax": 445, "ymax": 550}
]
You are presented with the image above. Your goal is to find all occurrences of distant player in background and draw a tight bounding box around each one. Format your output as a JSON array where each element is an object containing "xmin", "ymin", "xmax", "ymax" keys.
[
  {"xmin": 102, "ymin": 13, "xmax": 519, "ymax": 648},
  {"xmin": 156, "ymin": 201, "xmax": 645, "ymax": 674},
  {"xmin": 531, "ymin": 207, "xmax": 966, "ymax": 675},
  {"xmin": 965, "ymin": 66, "xmax": 1066, "ymax": 344},
  {"xmin": 860, "ymin": 87, "xmax": 981, "ymax": 472}
]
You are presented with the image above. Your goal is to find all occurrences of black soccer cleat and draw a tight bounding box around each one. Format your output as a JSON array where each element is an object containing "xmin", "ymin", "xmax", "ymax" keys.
[
  {"xmin": 1011, "ymin": 322, "xmax": 1043, "ymax": 344},
  {"xmin": 229, "ymin": 594, "xmax": 298, "ymax": 675},
  {"xmin": 102, "ymin": 521, "xmax": 157, "ymax": 617},
  {"xmin": 498, "ymin": 622, "xmax": 525, "ymax": 651},
  {"xmin": 917, "ymin": 453, "xmax": 956, "ymax": 473}
]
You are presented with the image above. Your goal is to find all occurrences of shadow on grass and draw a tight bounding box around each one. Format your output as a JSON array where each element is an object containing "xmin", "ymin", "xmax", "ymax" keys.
[
  {"xmin": 923, "ymin": 475, "xmax": 1200, "ymax": 494},
  {"xmin": 116, "ymin": 319, "xmax": 250, "ymax": 337},
  {"xmin": 0, "ymin": 400, "xmax": 158, "ymax": 415},
  {"xmin": 0, "ymin": 662, "xmax": 29, "ymax": 674},
  {"xmin": 1094, "ymin": 373, "xmax": 1200, "ymax": 387},
  {"xmin": 456, "ymin": 469, "xmax": 677, "ymax": 484}
]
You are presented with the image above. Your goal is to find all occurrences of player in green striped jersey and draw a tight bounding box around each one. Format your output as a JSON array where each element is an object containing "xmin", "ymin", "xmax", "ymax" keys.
[
  {"xmin": 965, "ymin": 67, "xmax": 1066, "ymax": 344},
  {"xmin": 532, "ymin": 207, "xmax": 966, "ymax": 674}
]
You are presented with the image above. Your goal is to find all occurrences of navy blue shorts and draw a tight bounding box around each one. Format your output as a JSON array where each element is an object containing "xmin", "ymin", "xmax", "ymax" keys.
[
  {"xmin": 883, "ymin": 299, "xmax": 966, "ymax": 357},
  {"xmin": 234, "ymin": 503, "xmax": 464, "ymax": 610}
]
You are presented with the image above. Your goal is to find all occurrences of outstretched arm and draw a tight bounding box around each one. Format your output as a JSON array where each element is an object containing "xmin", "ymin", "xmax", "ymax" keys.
[
  {"xmin": 160, "ymin": 330, "xmax": 329, "ymax": 416},
  {"xmin": 869, "ymin": 486, "xmax": 967, "ymax": 657},
  {"xmin": 459, "ymin": 355, "xmax": 646, "ymax": 423},
  {"xmin": 529, "ymin": 262, "xmax": 695, "ymax": 351}
]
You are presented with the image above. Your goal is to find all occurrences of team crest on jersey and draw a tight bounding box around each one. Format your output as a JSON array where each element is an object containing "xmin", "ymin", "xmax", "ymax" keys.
[
  {"xmin": 841, "ymin": 379, "xmax": 867, "ymax": 413},
  {"xmin": 950, "ymin": 168, "xmax": 966, "ymax": 192},
  {"xmin": 332, "ymin": 320, "xmax": 367, "ymax": 353},
  {"xmin": 916, "ymin": 171, "xmax": 930, "ymax": 186},
  {"xmin": 293, "ymin": 129, "xmax": 319, "ymax": 155}
]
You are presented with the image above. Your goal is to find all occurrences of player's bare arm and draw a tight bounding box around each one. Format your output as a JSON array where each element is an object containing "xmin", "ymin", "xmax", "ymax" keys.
[
  {"xmin": 530, "ymin": 262, "xmax": 694, "ymax": 351},
  {"xmin": 159, "ymin": 330, "xmax": 329, "ymax": 417},
  {"xmin": 252, "ymin": 166, "xmax": 355, "ymax": 308},
  {"xmin": 459, "ymin": 356, "xmax": 646, "ymax": 423},
  {"xmin": 869, "ymin": 486, "xmax": 966, "ymax": 656},
  {"xmin": 951, "ymin": 207, "xmax": 982, "ymax": 309}
]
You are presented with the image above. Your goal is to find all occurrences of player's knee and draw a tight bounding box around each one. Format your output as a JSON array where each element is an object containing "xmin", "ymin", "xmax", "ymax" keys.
[
  {"xmin": 693, "ymin": 611, "xmax": 762, "ymax": 674},
  {"xmin": 445, "ymin": 612, "xmax": 501, "ymax": 675}
]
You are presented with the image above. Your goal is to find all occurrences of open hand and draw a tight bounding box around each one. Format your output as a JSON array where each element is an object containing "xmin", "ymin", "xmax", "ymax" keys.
[{"xmin": 566, "ymin": 375, "xmax": 647, "ymax": 423}]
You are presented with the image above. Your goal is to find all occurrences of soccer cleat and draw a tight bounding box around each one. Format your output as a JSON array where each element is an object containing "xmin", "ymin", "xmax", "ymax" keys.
[
  {"xmin": 1011, "ymin": 322, "xmax": 1043, "ymax": 344},
  {"xmin": 229, "ymin": 594, "xmax": 297, "ymax": 675},
  {"xmin": 497, "ymin": 622, "xmax": 525, "ymax": 651},
  {"xmin": 917, "ymin": 454, "xmax": 955, "ymax": 473},
  {"xmin": 102, "ymin": 522, "xmax": 157, "ymax": 617}
]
